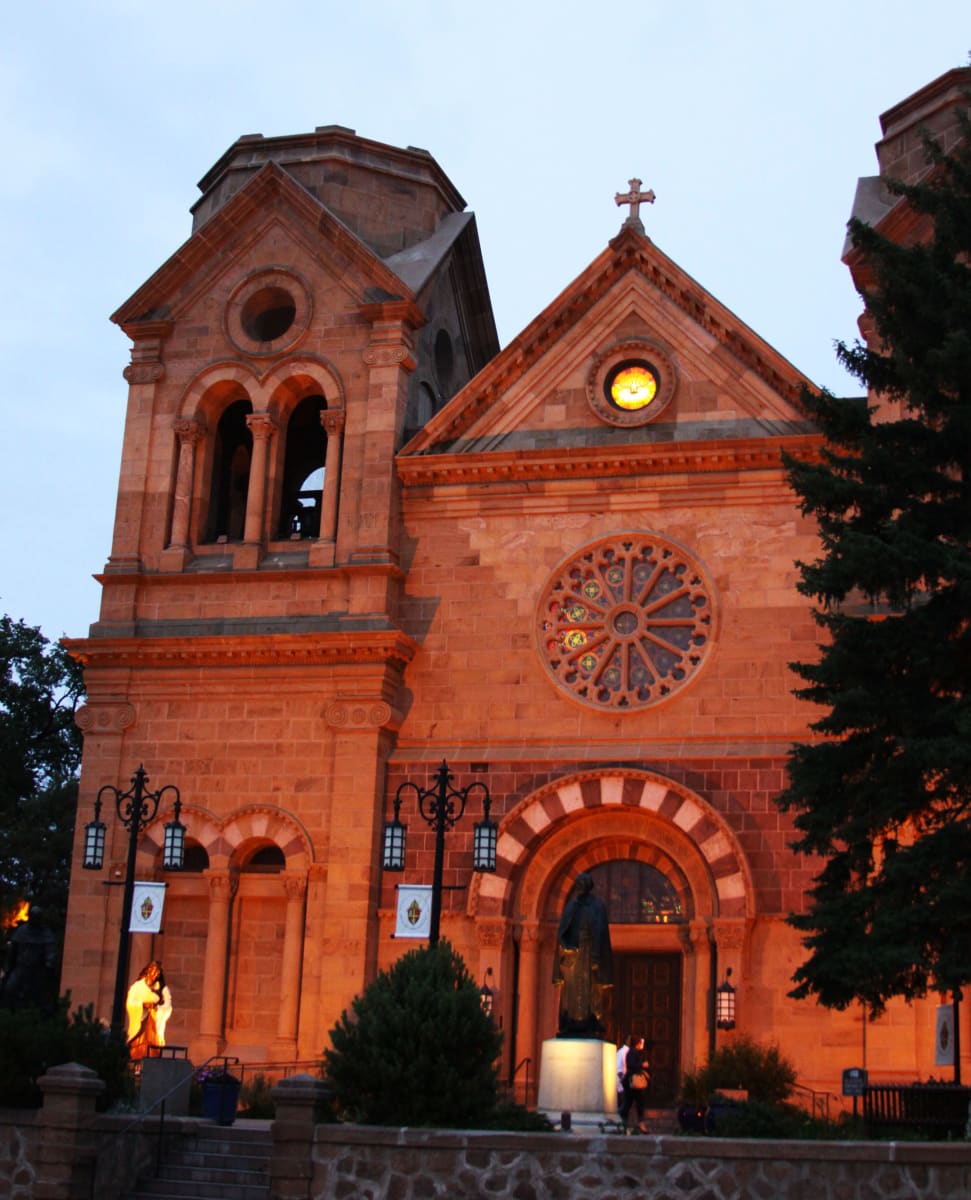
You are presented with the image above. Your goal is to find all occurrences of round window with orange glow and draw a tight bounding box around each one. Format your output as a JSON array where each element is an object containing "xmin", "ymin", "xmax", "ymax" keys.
[{"xmin": 605, "ymin": 360, "xmax": 659, "ymax": 413}]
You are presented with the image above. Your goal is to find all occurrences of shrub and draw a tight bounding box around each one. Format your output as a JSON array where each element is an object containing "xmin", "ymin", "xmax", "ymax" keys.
[
  {"xmin": 0, "ymin": 997, "xmax": 131, "ymax": 1109},
  {"xmin": 238, "ymin": 1071, "xmax": 275, "ymax": 1119},
  {"xmin": 679, "ymin": 1035, "xmax": 796, "ymax": 1107},
  {"xmin": 324, "ymin": 940, "xmax": 503, "ymax": 1127}
]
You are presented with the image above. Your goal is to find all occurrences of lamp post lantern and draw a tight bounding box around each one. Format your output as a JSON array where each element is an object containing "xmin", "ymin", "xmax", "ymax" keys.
[
  {"xmin": 82, "ymin": 765, "xmax": 185, "ymax": 1037},
  {"xmin": 383, "ymin": 759, "xmax": 496, "ymax": 946}
]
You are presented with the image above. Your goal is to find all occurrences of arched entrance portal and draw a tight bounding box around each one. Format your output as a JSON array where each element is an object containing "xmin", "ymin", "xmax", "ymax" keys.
[{"xmin": 470, "ymin": 769, "xmax": 754, "ymax": 1104}]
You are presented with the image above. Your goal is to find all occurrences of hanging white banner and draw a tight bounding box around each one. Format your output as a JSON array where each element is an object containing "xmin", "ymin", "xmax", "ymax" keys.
[
  {"xmin": 394, "ymin": 885, "xmax": 432, "ymax": 939},
  {"xmin": 935, "ymin": 1004, "xmax": 955, "ymax": 1066},
  {"xmin": 129, "ymin": 882, "xmax": 167, "ymax": 933}
]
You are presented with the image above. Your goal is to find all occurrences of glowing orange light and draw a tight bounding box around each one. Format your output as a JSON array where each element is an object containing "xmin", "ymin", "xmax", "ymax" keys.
[
  {"xmin": 3, "ymin": 900, "xmax": 29, "ymax": 930},
  {"xmin": 610, "ymin": 365, "xmax": 657, "ymax": 410}
]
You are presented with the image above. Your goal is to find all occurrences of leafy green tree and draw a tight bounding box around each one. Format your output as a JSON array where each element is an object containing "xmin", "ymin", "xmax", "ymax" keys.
[
  {"xmin": 779, "ymin": 114, "xmax": 971, "ymax": 1012},
  {"xmin": 324, "ymin": 940, "xmax": 503, "ymax": 1126},
  {"xmin": 0, "ymin": 616, "xmax": 84, "ymax": 941}
]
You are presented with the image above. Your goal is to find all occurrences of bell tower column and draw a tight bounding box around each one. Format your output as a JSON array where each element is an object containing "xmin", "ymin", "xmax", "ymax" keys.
[
  {"xmin": 310, "ymin": 408, "xmax": 345, "ymax": 568},
  {"xmin": 237, "ymin": 412, "xmax": 277, "ymax": 569},
  {"xmin": 161, "ymin": 417, "xmax": 203, "ymax": 572}
]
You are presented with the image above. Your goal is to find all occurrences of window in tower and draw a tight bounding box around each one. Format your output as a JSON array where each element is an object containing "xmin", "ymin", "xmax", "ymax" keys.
[
  {"xmin": 277, "ymin": 395, "xmax": 327, "ymax": 539},
  {"xmin": 206, "ymin": 399, "xmax": 253, "ymax": 542}
]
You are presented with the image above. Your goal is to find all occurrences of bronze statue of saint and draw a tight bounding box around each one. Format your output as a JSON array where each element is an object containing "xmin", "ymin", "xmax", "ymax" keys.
[{"xmin": 552, "ymin": 872, "xmax": 613, "ymax": 1037}]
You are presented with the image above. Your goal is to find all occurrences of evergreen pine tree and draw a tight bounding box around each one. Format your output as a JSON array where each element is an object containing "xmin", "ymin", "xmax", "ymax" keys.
[{"xmin": 779, "ymin": 109, "xmax": 971, "ymax": 1013}]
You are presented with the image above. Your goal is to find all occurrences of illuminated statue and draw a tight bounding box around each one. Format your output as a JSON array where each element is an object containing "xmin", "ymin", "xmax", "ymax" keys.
[
  {"xmin": 126, "ymin": 960, "xmax": 173, "ymax": 1059},
  {"xmin": 552, "ymin": 873, "xmax": 613, "ymax": 1036}
]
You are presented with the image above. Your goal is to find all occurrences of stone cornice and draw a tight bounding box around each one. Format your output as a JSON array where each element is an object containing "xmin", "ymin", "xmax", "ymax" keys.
[
  {"xmin": 63, "ymin": 629, "xmax": 418, "ymax": 672},
  {"xmin": 398, "ymin": 433, "xmax": 822, "ymax": 488}
]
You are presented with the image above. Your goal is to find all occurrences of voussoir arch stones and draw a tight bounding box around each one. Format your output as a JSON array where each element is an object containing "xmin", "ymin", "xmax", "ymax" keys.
[{"xmin": 470, "ymin": 769, "xmax": 753, "ymax": 922}]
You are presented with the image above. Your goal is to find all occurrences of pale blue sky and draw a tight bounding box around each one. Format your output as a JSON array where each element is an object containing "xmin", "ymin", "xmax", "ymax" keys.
[{"xmin": 1, "ymin": 1, "xmax": 967, "ymax": 642}]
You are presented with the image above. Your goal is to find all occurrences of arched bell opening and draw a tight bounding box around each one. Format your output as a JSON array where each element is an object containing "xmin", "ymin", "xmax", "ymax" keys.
[
  {"xmin": 276, "ymin": 395, "xmax": 327, "ymax": 539},
  {"xmin": 206, "ymin": 398, "xmax": 253, "ymax": 542}
]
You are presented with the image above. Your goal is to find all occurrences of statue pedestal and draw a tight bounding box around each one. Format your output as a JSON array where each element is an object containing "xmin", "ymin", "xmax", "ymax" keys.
[{"xmin": 537, "ymin": 1038, "xmax": 617, "ymax": 1126}]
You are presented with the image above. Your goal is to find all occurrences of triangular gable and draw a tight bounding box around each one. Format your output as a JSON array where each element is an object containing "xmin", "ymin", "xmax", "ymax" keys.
[
  {"xmin": 401, "ymin": 225, "xmax": 817, "ymax": 477},
  {"xmin": 112, "ymin": 161, "xmax": 416, "ymax": 330}
]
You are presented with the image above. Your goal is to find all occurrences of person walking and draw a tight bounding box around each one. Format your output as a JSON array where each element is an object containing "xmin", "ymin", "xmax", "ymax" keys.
[{"xmin": 621, "ymin": 1035, "xmax": 650, "ymax": 1133}]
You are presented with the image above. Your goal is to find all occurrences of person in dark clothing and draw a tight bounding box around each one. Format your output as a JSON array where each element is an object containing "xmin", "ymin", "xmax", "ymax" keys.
[{"xmin": 621, "ymin": 1035, "xmax": 650, "ymax": 1133}]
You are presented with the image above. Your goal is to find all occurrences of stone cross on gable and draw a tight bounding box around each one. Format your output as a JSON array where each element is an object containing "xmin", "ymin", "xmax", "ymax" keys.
[{"xmin": 615, "ymin": 178, "xmax": 655, "ymax": 233}]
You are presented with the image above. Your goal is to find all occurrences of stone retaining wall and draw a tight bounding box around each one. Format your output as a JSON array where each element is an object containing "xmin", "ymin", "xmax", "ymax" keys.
[
  {"xmin": 0, "ymin": 1110, "xmax": 39, "ymax": 1200},
  {"xmin": 301, "ymin": 1125, "xmax": 971, "ymax": 1200}
]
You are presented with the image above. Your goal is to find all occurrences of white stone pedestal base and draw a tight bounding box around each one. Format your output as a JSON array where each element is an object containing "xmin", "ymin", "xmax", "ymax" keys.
[{"xmin": 537, "ymin": 1038, "xmax": 617, "ymax": 1127}]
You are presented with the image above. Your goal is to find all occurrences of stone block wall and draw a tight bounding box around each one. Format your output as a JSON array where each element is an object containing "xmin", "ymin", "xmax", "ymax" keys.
[{"xmin": 301, "ymin": 1125, "xmax": 971, "ymax": 1200}]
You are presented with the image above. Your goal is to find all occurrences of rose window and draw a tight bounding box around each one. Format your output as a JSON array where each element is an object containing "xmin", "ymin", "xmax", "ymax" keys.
[{"xmin": 537, "ymin": 534, "xmax": 715, "ymax": 710}]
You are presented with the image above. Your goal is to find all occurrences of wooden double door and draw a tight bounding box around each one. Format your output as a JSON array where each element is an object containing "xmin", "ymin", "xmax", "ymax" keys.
[{"xmin": 605, "ymin": 952, "xmax": 682, "ymax": 1104}]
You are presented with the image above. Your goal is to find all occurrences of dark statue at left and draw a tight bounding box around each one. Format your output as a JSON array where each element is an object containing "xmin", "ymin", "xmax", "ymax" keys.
[
  {"xmin": 0, "ymin": 907, "xmax": 58, "ymax": 1012},
  {"xmin": 552, "ymin": 872, "xmax": 613, "ymax": 1037}
]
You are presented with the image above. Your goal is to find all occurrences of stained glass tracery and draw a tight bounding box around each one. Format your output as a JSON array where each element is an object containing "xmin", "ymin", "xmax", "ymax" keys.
[{"xmin": 537, "ymin": 535, "xmax": 714, "ymax": 710}]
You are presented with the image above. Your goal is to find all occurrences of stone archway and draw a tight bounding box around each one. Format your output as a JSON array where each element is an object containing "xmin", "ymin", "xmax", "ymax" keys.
[{"xmin": 468, "ymin": 769, "xmax": 755, "ymax": 1095}]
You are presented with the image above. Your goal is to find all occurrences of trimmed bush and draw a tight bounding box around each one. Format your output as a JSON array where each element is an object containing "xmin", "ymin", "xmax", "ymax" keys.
[
  {"xmin": 680, "ymin": 1035, "xmax": 797, "ymax": 1107},
  {"xmin": 324, "ymin": 940, "xmax": 503, "ymax": 1127}
]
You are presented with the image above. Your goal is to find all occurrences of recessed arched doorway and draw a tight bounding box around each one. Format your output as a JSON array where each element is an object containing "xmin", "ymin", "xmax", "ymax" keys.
[
  {"xmin": 470, "ymin": 768, "xmax": 754, "ymax": 1104},
  {"xmin": 586, "ymin": 859, "xmax": 687, "ymax": 1104}
]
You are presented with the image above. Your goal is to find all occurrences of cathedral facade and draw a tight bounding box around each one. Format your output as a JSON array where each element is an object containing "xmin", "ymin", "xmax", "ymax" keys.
[{"xmin": 62, "ymin": 69, "xmax": 970, "ymax": 1102}]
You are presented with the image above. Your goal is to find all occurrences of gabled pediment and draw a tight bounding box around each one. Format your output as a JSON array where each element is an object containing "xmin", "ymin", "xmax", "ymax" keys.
[
  {"xmin": 399, "ymin": 225, "xmax": 818, "ymax": 483},
  {"xmin": 112, "ymin": 161, "xmax": 416, "ymax": 331}
]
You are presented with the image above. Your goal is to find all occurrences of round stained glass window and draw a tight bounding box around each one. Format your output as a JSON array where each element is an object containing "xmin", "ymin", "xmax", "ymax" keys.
[{"xmin": 536, "ymin": 534, "xmax": 716, "ymax": 711}]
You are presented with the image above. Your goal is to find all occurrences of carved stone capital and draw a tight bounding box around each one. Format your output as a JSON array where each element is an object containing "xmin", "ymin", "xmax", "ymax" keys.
[
  {"xmin": 324, "ymin": 699, "xmax": 395, "ymax": 731},
  {"xmin": 712, "ymin": 918, "xmax": 746, "ymax": 952},
  {"xmin": 476, "ymin": 919, "xmax": 508, "ymax": 952},
  {"xmin": 173, "ymin": 418, "xmax": 204, "ymax": 443},
  {"xmin": 362, "ymin": 346, "xmax": 416, "ymax": 370},
  {"xmin": 124, "ymin": 363, "xmax": 165, "ymax": 385},
  {"xmin": 204, "ymin": 872, "xmax": 234, "ymax": 901},
  {"xmin": 283, "ymin": 874, "xmax": 308, "ymax": 902},
  {"xmin": 245, "ymin": 412, "xmax": 277, "ymax": 440},
  {"xmin": 321, "ymin": 409, "xmax": 346, "ymax": 436},
  {"xmin": 75, "ymin": 701, "xmax": 136, "ymax": 734}
]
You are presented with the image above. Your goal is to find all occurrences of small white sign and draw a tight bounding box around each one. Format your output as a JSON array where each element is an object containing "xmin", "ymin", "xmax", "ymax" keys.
[
  {"xmin": 394, "ymin": 885, "xmax": 432, "ymax": 939},
  {"xmin": 129, "ymin": 882, "xmax": 166, "ymax": 933},
  {"xmin": 935, "ymin": 1004, "xmax": 955, "ymax": 1066}
]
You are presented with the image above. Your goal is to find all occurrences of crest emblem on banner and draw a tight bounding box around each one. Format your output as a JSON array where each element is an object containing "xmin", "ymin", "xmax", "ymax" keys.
[
  {"xmin": 129, "ymin": 882, "xmax": 167, "ymax": 933},
  {"xmin": 394, "ymin": 885, "xmax": 432, "ymax": 939}
]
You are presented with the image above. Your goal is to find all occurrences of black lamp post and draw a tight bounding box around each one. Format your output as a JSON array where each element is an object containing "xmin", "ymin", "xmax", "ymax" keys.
[
  {"xmin": 82, "ymin": 765, "xmax": 185, "ymax": 1037},
  {"xmin": 383, "ymin": 759, "xmax": 497, "ymax": 946}
]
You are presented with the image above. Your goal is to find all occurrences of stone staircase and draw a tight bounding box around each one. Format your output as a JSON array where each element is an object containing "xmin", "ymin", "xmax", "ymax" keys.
[{"xmin": 125, "ymin": 1121, "xmax": 272, "ymax": 1200}]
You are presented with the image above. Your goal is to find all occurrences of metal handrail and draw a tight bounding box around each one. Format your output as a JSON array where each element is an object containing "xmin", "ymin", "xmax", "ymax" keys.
[{"xmin": 90, "ymin": 1053, "xmax": 239, "ymax": 1198}]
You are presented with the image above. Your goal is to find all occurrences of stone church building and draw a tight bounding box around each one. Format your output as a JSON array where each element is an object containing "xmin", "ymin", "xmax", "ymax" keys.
[{"xmin": 62, "ymin": 68, "xmax": 969, "ymax": 1104}]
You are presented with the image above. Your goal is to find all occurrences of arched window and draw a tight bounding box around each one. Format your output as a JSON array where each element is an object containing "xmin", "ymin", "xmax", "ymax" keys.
[
  {"xmin": 241, "ymin": 844, "xmax": 286, "ymax": 873},
  {"xmin": 180, "ymin": 840, "xmax": 210, "ymax": 873},
  {"xmin": 206, "ymin": 399, "xmax": 253, "ymax": 541},
  {"xmin": 277, "ymin": 395, "xmax": 326, "ymax": 539},
  {"xmin": 586, "ymin": 860, "xmax": 685, "ymax": 924}
]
